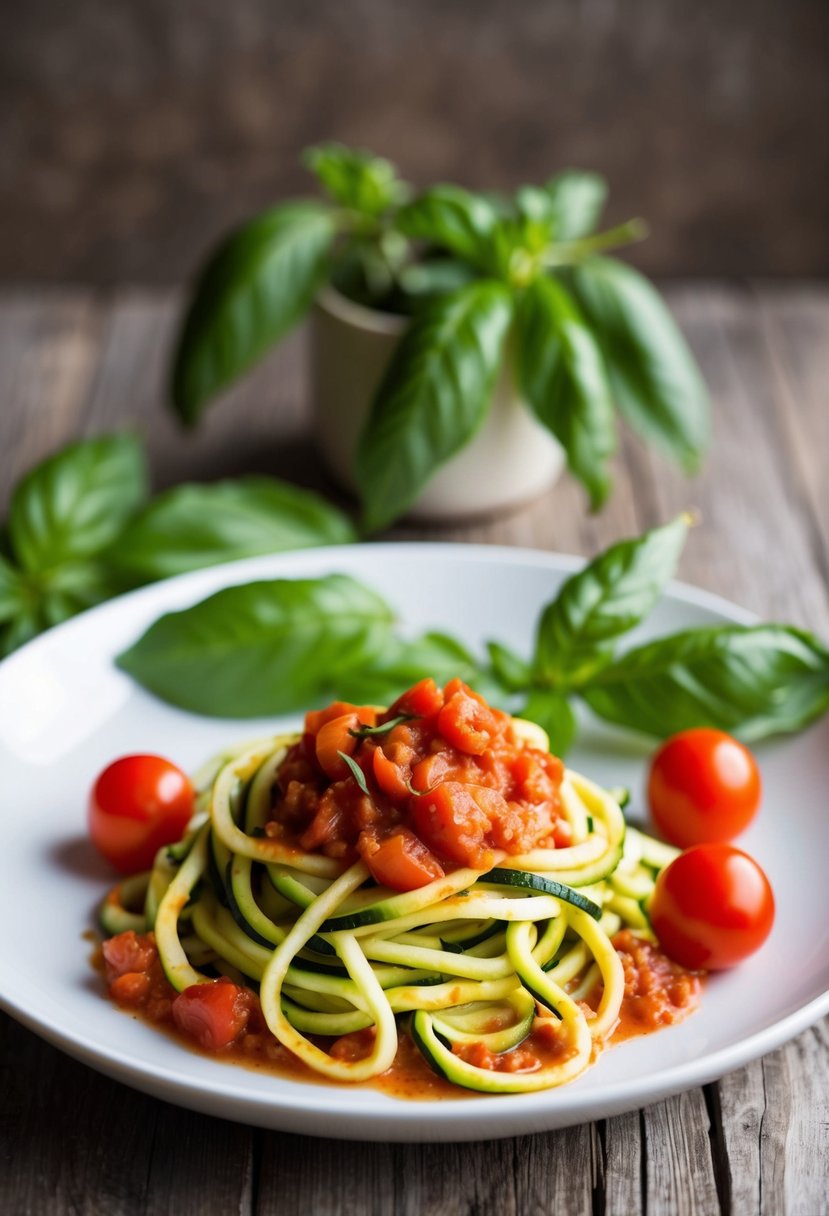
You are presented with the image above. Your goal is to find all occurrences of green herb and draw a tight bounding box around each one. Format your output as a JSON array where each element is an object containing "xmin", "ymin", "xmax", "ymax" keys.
[
  {"xmin": 115, "ymin": 515, "xmax": 829, "ymax": 752},
  {"xmin": 170, "ymin": 144, "xmax": 710, "ymax": 527},
  {"xmin": 405, "ymin": 778, "xmax": 431, "ymax": 798},
  {"xmin": 337, "ymin": 751, "xmax": 371, "ymax": 797},
  {"xmin": 116, "ymin": 574, "xmax": 395, "ymax": 718},
  {"xmin": 0, "ymin": 435, "xmax": 355, "ymax": 658},
  {"xmin": 348, "ymin": 714, "xmax": 416, "ymax": 740}
]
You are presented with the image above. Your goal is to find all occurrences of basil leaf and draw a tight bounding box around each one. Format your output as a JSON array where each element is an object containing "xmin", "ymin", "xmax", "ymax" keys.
[
  {"xmin": 517, "ymin": 275, "xmax": 615, "ymax": 508},
  {"xmin": 112, "ymin": 477, "xmax": 356, "ymax": 583},
  {"xmin": 172, "ymin": 202, "xmax": 336, "ymax": 424},
  {"xmin": 486, "ymin": 640, "xmax": 533, "ymax": 692},
  {"xmin": 534, "ymin": 516, "xmax": 689, "ymax": 685},
  {"xmin": 8, "ymin": 434, "xmax": 147, "ymax": 574},
  {"xmin": 544, "ymin": 171, "xmax": 607, "ymax": 241},
  {"xmin": 570, "ymin": 257, "xmax": 710, "ymax": 473},
  {"xmin": 116, "ymin": 574, "xmax": 395, "ymax": 718},
  {"xmin": 349, "ymin": 714, "xmax": 416, "ymax": 739},
  {"xmin": 304, "ymin": 145, "xmax": 408, "ymax": 216},
  {"xmin": 582, "ymin": 625, "xmax": 829, "ymax": 742},
  {"xmin": 518, "ymin": 690, "xmax": 577, "ymax": 757},
  {"xmin": 397, "ymin": 186, "xmax": 499, "ymax": 268},
  {"xmin": 0, "ymin": 611, "xmax": 40, "ymax": 659},
  {"xmin": 356, "ymin": 281, "xmax": 513, "ymax": 531},
  {"xmin": 0, "ymin": 555, "xmax": 27, "ymax": 625},
  {"xmin": 337, "ymin": 631, "xmax": 482, "ymax": 705}
]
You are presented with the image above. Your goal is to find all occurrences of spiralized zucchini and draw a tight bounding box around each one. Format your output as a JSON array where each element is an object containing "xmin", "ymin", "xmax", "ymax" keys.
[{"xmin": 102, "ymin": 729, "xmax": 677, "ymax": 1095}]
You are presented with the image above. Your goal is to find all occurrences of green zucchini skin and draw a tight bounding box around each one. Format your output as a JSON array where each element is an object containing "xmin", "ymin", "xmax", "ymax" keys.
[{"xmin": 484, "ymin": 869, "xmax": 603, "ymax": 920}]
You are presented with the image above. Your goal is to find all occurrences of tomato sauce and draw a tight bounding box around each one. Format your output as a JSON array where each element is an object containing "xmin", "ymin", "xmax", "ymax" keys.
[
  {"xmin": 100, "ymin": 928, "xmax": 701, "ymax": 1099},
  {"xmin": 266, "ymin": 678, "xmax": 569, "ymax": 887}
]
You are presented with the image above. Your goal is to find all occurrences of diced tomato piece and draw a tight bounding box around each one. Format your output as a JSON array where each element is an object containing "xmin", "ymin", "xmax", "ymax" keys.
[
  {"xmin": 438, "ymin": 684, "xmax": 499, "ymax": 755},
  {"xmin": 305, "ymin": 702, "xmax": 375, "ymax": 737},
  {"xmin": 372, "ymin": 746, "xmax": 410, "ymax": 800},
  {"xmin": 364, "ymin": 829, "xmax": 445, "ymax": 891},
  {"xmin": 390, "ymin": 678, "xmax": 444, "ymax": 719},
  {"xmin": 171, "ymin": 979, "xmax": 252, "ymax": 1051},
  {"xmin": 102, "ymin": 931, "xmax": 157, "ymax": 982},
  {"xmin": 110, "ymin": 972, "xmax": 152, "ymax": 1005},
  {"xmin": 315, "ymin": 712, "xmax": 370, "ymax": 781},
  {"xmin": 412, "ymin": 782, "xmax": 505, "ymax": 868}
]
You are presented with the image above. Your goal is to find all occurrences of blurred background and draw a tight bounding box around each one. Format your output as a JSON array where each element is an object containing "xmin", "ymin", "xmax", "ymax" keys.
[{"xmin": 3, "ymin": 0, "xmax": 828, "ymax": 285}]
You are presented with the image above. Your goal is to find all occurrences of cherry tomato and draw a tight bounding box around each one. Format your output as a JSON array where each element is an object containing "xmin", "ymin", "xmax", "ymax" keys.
[
  {"xmin": 649, "ymin": 843, "xmax": 775, "ymax": 970},
  {"xmin": 89, "ymin": 754, "xmax": 195, "ymax": 873},
  {"xmin": 648, "ymin": 728, "xmax": 761, "ymax": 847},
  {"xmin": 364, "ymin": 830, "xmax": 445, "ymax": 891}
]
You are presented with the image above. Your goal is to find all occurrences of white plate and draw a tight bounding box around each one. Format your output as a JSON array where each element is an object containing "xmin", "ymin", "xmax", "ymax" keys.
[{"xmin": 0, "ymin": 543, "xmax": 827, "ymax": 1142}]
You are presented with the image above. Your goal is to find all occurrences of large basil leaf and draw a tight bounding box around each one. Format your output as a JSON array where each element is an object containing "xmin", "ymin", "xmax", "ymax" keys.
[
  {"xmin": 397, "ymin": 186, "xmax": 499, "ymax": 268},
  {"xmin": 518, "ymin": 690, "xmax": 577, "ymax": 757},
  {"xmin": 582, "ymin": 625, "xmax": 829, "ymax": 742},
  {"xmin": 116, "ymin": 574, "xmax": 395, "ymax": 717},
  {"xmin": 112, "ymin": 477, "xmax": 356, "ymax": 583},
  {"xmin": 534, "ymin": 516, "xmax": 689, "ymax": 685},
  {"xmin": 172, "ymin": 202, "xmax": 337, "ymax": 424},
  {"xmin": 570, "ymin": 257, "xmax": 710, "ymax": 472},
  {"xmin": 304, "ymin": 144, "xmax": 409, "ymax": 216},
  {"xmin": 8, "ymin": 434, "xmax": 147, "ymax": 574},
  {"xmin": 356, "ymin": 281, "xmax": 513, "ymax": 531},
  {"xmin": 517, "ymin": 275, "xmax": 615, "ymax": 508},
  {"xmin": 337, "ymin": 632, "xmax": 482, "ymax": 705},
  {"xmin": 0, "ymin": 555, "xmax": 27, "ymax": 624},
  {"xmin": 544, "ymin": 171, "xmax": 607, "ymax": 241}
]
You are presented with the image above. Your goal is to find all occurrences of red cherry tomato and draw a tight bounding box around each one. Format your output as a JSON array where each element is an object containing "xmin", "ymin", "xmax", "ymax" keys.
[
  {"xmin": 89, "ymin": 754, "xmax": 195, "ymax": 873},
  {"xmin": 648, "ymin": 728, "xmax": 761, "ymax": 847},
  {"xmin": 171, "ymin": 980, "xmax": 252, "ymax": 1050},
  {"xmin": 649, "ymin": 843, "xmax": 775, "ymax": 970}
]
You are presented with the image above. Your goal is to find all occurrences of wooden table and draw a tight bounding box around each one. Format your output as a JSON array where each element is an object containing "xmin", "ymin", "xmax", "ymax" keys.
[{"xmin": 1, "ymin": 285, "xmax": 828, "ymax": 1214}]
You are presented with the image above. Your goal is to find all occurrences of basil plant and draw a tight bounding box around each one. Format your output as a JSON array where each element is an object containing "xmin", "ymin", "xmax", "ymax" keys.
[{"xmin": 171, "ymin": 144, "xmax": 710, "ymax": 531}]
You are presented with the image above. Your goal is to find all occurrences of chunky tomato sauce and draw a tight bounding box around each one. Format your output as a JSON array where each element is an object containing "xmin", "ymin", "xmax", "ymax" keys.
[
  {"xmin": 267, "ymin": 678, "xmax": 569, "ymax": 889},
  {"xmin": 100, "ymin": 927, "xmax": 701, "ymax": 1098}
]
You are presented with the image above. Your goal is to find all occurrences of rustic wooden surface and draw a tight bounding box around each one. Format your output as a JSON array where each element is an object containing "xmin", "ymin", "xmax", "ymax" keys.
[
  {"xmin": 1, "ymin": 284, "xmax": 828, "ymax": 1213},
  {"xmin": 3, "ymin": 0, "xmax": 829, "ymax": 282}
]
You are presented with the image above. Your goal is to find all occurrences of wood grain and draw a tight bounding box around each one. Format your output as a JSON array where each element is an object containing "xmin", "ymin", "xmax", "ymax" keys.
[{"xmin": 0, "ymin": 284, "xmax": 828, "ymax": 1215}]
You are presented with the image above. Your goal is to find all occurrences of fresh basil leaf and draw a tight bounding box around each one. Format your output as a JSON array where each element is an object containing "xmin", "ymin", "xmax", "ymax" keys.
[
  {"xmin": 544, "ymin": 171, "xmax": 607, "ymax": 241},
  {"xmin": 356, "ymin": 281, "xmax": 513, "ymax": 531},
  {"xmin": 398, "ymin": 259, "xmax": 478, "ymax": 300},
  {"xmin": 517, "ymin": 275, "xmax": 615, "ymax": 508},
  {"xmin": 116, "ymin": 574, "xmax": 395, "ymax": 718},
  {"xmin": 534, "ymin": 516, "xmax": 690, "ymax": 685},
  {"xmin": 0, "ymin": 610, "xmax": 40, "ymax": 659},
  {"xmin": 304, "ymin": 145, "xmax": 409, "ymax": 216},
  {"xmin": 570, "ymin": 257, "xmax": 710, "ymax": 472},
  {"xmin": 8, "ymin": 434, "xmax": 147, "ymax": 574},
  {"xmin": 582, "ymin": 625, "xmax": 829, "ymax": 742},
  {"xmin": 337, "ymin": 751, "xmax": 371, "ymax": 796},
  {"xmin": 397, "ymin": 186, "xmax": 499, "ymax": 268},
  {"xmin": 486, "ymin": 640, "xmax": 533, "ymax": 692},
  {"xmin": 518, "ymin": 690, "xmax": 577, "ymax": 757},
  {"xmin": 112, "ymin": 477, "xmax": 356, "ymax": 583},
  {"xmin": 172, "ymin": 202, "xmax": 336, "ymax": 424},
  {"xmin": 0, "ymin": 555, "xmax": 27, "ymax": 625},
  {"xmin": 337, "ymin": 631, "xmax": 482, "ymax": 705}
]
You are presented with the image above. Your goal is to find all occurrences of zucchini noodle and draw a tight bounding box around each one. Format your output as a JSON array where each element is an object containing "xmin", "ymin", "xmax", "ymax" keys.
[{"xmin": 101, "ymin": 726, "xmax": 680, "ymax": 1095}]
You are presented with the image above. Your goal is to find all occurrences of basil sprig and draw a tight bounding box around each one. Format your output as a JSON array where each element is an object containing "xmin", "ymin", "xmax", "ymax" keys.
[
  {"xmin": 116, "ymin": 516, "xmax": 829, "ymax": 750},
  {"xmin": 0, "ymin": 436, "xmax": 355, "ymax": 658},
  {"xmin": 170, "ymin": 144, "xmax": 710, "ymax": 528}
]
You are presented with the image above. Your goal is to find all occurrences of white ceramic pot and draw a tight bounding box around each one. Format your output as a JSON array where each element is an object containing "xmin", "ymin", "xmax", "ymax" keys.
[{"xmin": 310, "ymin": 285, "xmax": 564, "ymax": 522}]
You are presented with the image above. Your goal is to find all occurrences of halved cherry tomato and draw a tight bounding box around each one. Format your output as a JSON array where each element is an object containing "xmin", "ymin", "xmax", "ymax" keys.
[
  {"xmin": 171, "ymin": 979, "xmax": 252, "ymax": 1050},
  {"xmin": 89, "ymin": 755, "xmax": 194, "ymax": 874},
  {"xmin": 315, "ymin": 712, "xmax": 369, "ymax": 781},
  {"xmin": 438, "ymin": 681, "xmax": 498, "ymax": 756},
  {"xmin": 649, "ymin": 843, "xmax": 775, "ymax": 970},
  {"xmin": 365, "ymin": 830, "xmax": 445, "ymax": 891},
  {"xmin": 390, "ymin": 678, "xmax": 444, "ymax": 719},
  {"xmin": 648, "ymin": 728, "xmax": 761, "ymax": 848}
]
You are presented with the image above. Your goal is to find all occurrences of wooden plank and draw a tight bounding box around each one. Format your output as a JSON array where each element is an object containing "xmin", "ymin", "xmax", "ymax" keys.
[{"xmin": 642, "ymin": 1091, "xmax": 720, "ymax": 1215}]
